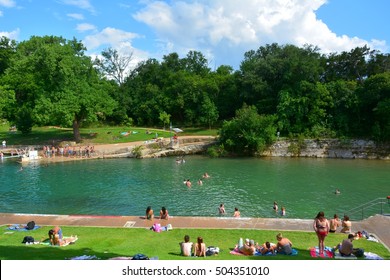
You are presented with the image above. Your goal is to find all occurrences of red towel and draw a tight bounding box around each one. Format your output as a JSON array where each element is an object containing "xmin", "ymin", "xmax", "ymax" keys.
[{"xmin": 310, "ymin": 247, "xmax": 333, "ymax": 258}]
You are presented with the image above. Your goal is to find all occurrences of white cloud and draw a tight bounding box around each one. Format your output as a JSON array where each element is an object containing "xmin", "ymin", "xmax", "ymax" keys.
[
  {"xmin": 67, "ymin": 13, "xmax": 84, "ymax": 20},
  {"xmin": 0, "ymin": 28, "xmax": 19, "ymax": 40},
  {"xmin": 61, "ymin": 0, "xmax": 95, "ymax": 14},
  {"xmin": 83, "ymin": 27, "xmax": 148, "ymax": 68},
  {"xmin": 83, "ymin": 27, "xmax": 140, "ymax": 49},
  {"xmin": 133, "ymin": 0, "xmax": 387, "ymax": 68},
  {"xmin": 0, "ymin": 10, "xmax": 3, "ymax": 17},
  {"xmin": 76, "ymin": 23, "xmax": 96, "ymax": 33},
  {"xmin": 0, "ymin": 0, "xmax": 16, "ymax": 8}
]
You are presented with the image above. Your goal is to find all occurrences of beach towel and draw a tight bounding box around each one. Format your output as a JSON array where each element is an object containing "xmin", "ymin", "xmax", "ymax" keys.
[
  {"xmin": 276, "ymin": 248, "xmax": 299, "ymax": 256},
  {"xmin": 7, "ymin": 224, "xmax": 41, "ymax": 231},
  {"xmin": 229, "ymin": 247, "xmax": 298, "ymax": 256},
  {"xmin": 69, "ymin": 255, "xmax": 99, "ymax": 260},
  {"xmin": 310, "ymin": 247, "xmax": 334, "ymax": 258},
  {"xmin": 334, "ymin": 252, "xmax": 357, "ymax": 259},
  {"xmin": 364, "ymin": 252, "xmax": 383, "ymax": 260},
  {"xmin": 40, "ymin": 236, "xmax": 78, "ymax": 246}
]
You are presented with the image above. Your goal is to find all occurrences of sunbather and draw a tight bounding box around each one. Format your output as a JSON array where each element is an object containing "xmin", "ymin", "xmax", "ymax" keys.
[
  {"xmin": 276, "ymin": 233, "xmax": 293, "ymax": 255},
  {"xmin": 256, "ymin": 241, "xmax": 276, "ymax": 255}
]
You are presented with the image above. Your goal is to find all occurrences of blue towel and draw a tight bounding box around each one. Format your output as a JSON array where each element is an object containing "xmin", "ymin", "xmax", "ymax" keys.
[
  {"xmin": 277, "ymin": 248, "xmax": 298, "ymax": 256},
  {"xmin": 7, "ymin": 224, "xmax": 41, "ymax": 231}
]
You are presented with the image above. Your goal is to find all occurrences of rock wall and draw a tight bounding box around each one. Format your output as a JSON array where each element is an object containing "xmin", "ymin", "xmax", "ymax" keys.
[
  {"xmin": 98, "ymin": 137, "xmax": 389, "ymax": 160},
  {"xmin": 262, "ymin": 139, "xmax": 390, "ymax": 159}
]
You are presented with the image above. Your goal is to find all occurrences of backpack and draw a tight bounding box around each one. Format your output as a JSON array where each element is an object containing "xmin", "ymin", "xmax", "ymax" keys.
[
  {"xmin": 354, "ymin": 248, "xmax": 364, "ymax": 258},
  {"xmin": 132, "ymin": 254, "xmax": 149, "ymax": 260},
  {"xmin": 26, "ymin": 221, "xmax": 35, "ymax": 230},
  {"xmin": 206, "ymin": 246, "xmax": 220, "ymax": 256},
  {"xmin": 22, "ymin": 236, "xmax": 34, "ymax": 243}
]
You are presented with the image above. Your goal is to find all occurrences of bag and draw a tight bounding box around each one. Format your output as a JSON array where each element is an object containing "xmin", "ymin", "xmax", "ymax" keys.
[
  {"xmin": 26, "ymin": 221, "xmax": 35, "ymax": 230},
  {"xmin": 132, "ymin": 253, "xmax": 149, "ymax": 260},
  {"xmin": 152, "ymin": 223, "xmax": 161, "ymax": 232},
  {"xmin": 22, "ymin": 236, "xmax": 34, "ymax": 243},
  {"xmin": 206, "ymin": 246, "xmax": 220, "ymax": 256},
  {"xmin": 354, "ymin": 248, "xmax": 364, "ymax": 257}
]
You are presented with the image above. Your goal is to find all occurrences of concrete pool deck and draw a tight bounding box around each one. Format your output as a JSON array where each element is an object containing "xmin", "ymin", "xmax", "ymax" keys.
[{"xmin": 1, "ymin": 212, "xmax": 389, "ymax": 252}]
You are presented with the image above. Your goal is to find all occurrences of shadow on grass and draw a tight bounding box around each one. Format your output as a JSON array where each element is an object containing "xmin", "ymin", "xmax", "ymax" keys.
[{"xmin": 0, "ymin": 245, "xmax": 134, "ymax": 260}]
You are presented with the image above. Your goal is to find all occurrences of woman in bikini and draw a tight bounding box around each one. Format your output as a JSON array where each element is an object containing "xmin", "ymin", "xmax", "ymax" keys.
[
  {"xmin": 313, "ymin": 211, "xmax": 330, "ymax": 255},
  {"xmin": 194, "ymin": 236, "xmax": 206, "ymax": 257},
  {"xmin": 159, "ymin": 206, "xmax": 169, "ymax": 220},
  {"xmin": 145, "ymin": 206, "xmax": 154, "ymax": 220}
]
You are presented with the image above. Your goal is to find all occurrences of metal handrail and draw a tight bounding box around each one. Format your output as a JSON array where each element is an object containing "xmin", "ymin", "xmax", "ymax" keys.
[{"xmin": 344, "ymin": 197, "xmax": 390, "ymax": 220}]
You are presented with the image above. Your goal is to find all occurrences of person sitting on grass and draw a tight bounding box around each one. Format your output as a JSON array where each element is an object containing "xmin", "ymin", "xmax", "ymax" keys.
[
  {"xmin": 276, "ymin": 233, "xmax": 293, "ymax": 255},
  {"xmin": 334, "ymin": 233, "xmax": 363, "ymax": 257},
  {"xmin": 179, "ymin": 235, "xmax": 193, "ymax": 257},
  {"xmin": 194, "ymin": 236, "xmax": 206, "ymax": 257},
  {"xmin": 48, "ymin": 226, "xmax": 63, "ymax": 245}
]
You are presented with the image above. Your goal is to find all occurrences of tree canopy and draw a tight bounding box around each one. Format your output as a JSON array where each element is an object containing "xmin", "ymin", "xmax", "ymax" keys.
[{"xmin": 0, "ymin": 35, "xmax": 389, "ymax": 144}]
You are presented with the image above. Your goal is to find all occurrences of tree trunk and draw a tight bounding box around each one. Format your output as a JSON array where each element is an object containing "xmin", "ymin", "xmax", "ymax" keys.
[{"xmin": 73, "ymin": 119, "xmax": 81, "ymax": 143}]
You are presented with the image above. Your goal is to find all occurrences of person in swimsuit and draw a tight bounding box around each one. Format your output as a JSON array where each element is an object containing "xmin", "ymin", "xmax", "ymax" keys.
[
  {"xmin": 193, "ymin": 236, "xmax": 206, "ymax": 257},
  {"xmin": 233, "ymin": 207, "xmax": 240, "ymax": 217},
  {"xmin": 273, "ymin": 201, "xmax": 278, "ymax": 212},
  {"xmin": 179, "ymin": 235, "xmax": 193, "ymax": 257},
  {"xmin": 145, "ymin": 206, "xmax": 154, "ymax": 220},
  {"xmin": 329, "ymin": 214, "xmax": 340, "ymax": 233},
  {"xmin": 48, "ymin": 226, "xmax": 63, "ymax": 245},
  {"xmin": 313, "ymin": 211, "xmax": 330, "ymax": 255},
  {"xmin": 159, "ymin": 206, "xmax": 169, "ymax": 220},
  {"xmin": 218, "ymin": 203, "xmax": 226, "ymax": 215},
  {"xmin": 257, "ymin": 241, "xmax": 276, "ymax": 255},
  {"xmin": 276, "ymin": 233, "xmax": 293, "ymax": 255},
  {"xmin": 341, "ymin": 215, "xmax": 352, "ymax": 233}
]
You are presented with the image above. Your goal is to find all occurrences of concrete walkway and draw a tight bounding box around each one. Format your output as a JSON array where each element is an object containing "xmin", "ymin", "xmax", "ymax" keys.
[{"xmin": 1, "ymin": 212, "xmax": 389, "ymax": 252}]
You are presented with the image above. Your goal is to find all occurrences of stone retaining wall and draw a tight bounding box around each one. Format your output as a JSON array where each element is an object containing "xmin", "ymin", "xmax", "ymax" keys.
[{"xmin": 262, "ymin": 139, "xmax": 389, "ymax": 159}]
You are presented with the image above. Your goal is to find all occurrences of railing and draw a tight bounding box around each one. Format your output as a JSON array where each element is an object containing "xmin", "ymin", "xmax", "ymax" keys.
[{"xmin": 344, "ymin": 197, "xmax": 390, "ymax": 220}]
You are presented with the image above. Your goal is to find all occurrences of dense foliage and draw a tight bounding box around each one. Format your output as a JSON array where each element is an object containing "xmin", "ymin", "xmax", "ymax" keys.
[{"xmin": 0, "ymin": 36, "xmax": 389, "ymax": 146}]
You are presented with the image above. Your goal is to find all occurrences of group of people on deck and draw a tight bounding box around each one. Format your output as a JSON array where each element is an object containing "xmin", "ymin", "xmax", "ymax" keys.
[{"xmin": 146, "ymin": 206, "xmax": 169, "ymax": 221}]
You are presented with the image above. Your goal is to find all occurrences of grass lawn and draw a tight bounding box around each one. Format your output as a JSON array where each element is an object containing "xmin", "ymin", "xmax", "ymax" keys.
[
  {"xmin": 1, "ymin": 226, "xmax": 389, "ymax": 260},
  {"xmin": 0, "ymin": 123, "xmax": 218, "ymax": 146}
]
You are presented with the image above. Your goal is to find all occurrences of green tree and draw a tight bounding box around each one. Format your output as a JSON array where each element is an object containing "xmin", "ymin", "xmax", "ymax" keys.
[
  {"xmin": 219, "ymin": 104, "xmax": 277, "ymax": 155},
  {"xmin": 277, "ymin": 81, "xmax": 333, "ymax": 137},
  {"xmin": 159, "ymin": 111, "xmax": 171, "ymax": 130},
  {"xmin": 5, "ymin": 36, "xmax": 117, "ymax": 141},
  {"xmin": 358, "ymin": 72, "xmax": 390, "ymax": 141},
  {"xmin": 0, "ymin": 36, "xmax": 16, "ymax": 76},
  {"xmin": 239, "ymin": 43, "xmax": 323, "ymax": 115},
  {"xmin": 0, "ymin": 85, "xmax": 15, "ymax": 120},
  {"xmin": 199, "ymin": 95, "xmax": 219, "ymax": 129}
]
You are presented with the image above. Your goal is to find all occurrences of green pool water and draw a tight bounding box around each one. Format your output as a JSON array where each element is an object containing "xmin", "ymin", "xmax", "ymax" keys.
[{"xmin": 1, "ymin": 156, "xmax": 389, "ymax": 220}]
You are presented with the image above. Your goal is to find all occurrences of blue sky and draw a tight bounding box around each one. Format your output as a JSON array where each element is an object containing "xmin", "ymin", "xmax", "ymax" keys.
[{"xmin": 1, "ymin": 0, "xmax": 389, "ymax": 70}]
